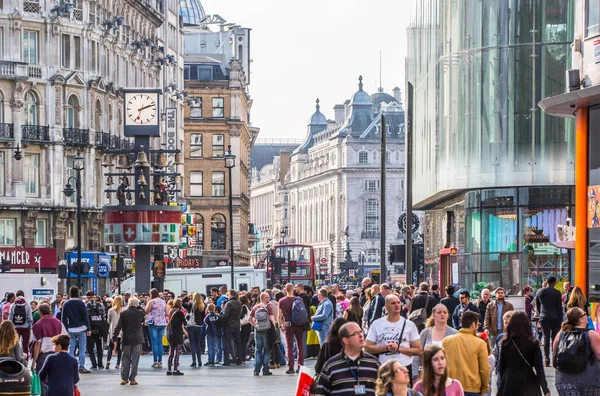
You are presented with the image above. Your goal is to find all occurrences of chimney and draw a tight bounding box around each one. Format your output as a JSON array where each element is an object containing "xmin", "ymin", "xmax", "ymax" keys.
[
  {"xmin": 334, "ymin": 104, "xmax": 345, "ymax": 123},
  {"xmin": 279, "ymin": 149, "xmax": 291, "ymax": 183},
  {"xmin": 344, "ymin": 99, "xmax": 351, "ymax": 119},
  {"xmin": 393, "ymin": 87, "xmax": 402, "ymax": 106}
]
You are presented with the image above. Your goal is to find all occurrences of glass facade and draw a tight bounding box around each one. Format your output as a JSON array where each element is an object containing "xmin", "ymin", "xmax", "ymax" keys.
[{"xmin": 407, "ymin": 0, "xmax": 576, "ymax": 205}]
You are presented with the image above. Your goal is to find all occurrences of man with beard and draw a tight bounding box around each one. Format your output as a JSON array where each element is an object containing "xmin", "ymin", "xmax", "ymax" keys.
[{"xmin": 483, "ymin": 287, "xmax": 514, "ymax": 346}]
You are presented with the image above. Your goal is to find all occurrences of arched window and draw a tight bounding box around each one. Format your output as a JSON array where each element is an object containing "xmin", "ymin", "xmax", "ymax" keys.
[
  {"xmin": 365, "ymin": 199, "xmax": 379, "ymax": 238},
  {"xmin": 211, "ymin": 214, "xmax": 226, "ymax": 250},
  {"xmin": 95, "ymin": 100, "xmax": 102, "ymax": 131},
  {"xmin": 66, "ymin": 95, "xmax": 79, "ymax": 128},
  {"xmin": 195, "ymin": 214, "xmax": 204, "ymax": 250},
  {"xmin": 25, "ymin": 91, "xmax": 38, "ymax": 125},
  {"xmin": 359, "ymin": 151, "xmax": 368, "ymax": 164}
]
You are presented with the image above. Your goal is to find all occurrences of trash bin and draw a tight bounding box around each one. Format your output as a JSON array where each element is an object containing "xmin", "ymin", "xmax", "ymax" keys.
[{"xmin": 0, "ymin": 359, "xmax": 31, "ymax": 395}]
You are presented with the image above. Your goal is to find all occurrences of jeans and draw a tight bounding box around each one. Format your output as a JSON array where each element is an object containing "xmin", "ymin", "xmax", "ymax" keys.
[
  {"xmin": 224, "ymin": 327, "xmax": 242, "ymax": 365},
  {"xmin": 200, "ymin": 325, "xmax": 206, "ymax": 353},
  {"xmin": 254, "ymin": 331, "xmax": 271, "ymax": 374},
  {"xmin": 284, "ymin": 325, "xmax": 304, "ymax": 369},
  {"xmin": 15, "ymin": 327, "xmax": 31, "ymax": 358},
  {"xmin": 68, "ymin": 330, "xmax": 87, "ymax": 369},
  {"xmin": 36, "ymin": 352, "xmax": 52, "ymax": 396},
  {"xmin": 148, "ymin": 325, "xmax": 165, "ymax": 363},
  {"xmin": 317, "ymin": 326, "xmax": 331, "ymax": 346},
  {"xmin": 187, "ymin": 326, "xmax": 203, "ymax": 364},
  {"xmin": 464, "ymin": 393, "xmax": 481, "ymax": 396},
  {"xmin": 541, "ymin": 318, "xmax": 561, "ymax": 359},
  {"xmin": 207, "ymin": 335, "xmax": 220, "ymax": 364},
  {"xmin": 121, "ymin": 344, "xmax": 141, "ymax": 381}
]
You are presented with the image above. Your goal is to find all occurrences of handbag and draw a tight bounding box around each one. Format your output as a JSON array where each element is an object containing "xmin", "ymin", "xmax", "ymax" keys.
[
  {"xmin": 73, "ymin": 386, "xmax": 81, "ymax": 396},
  {"xmin": 311, "ymin": 320, "xmax": 323, "ymax": 331},
  {"xmin": 31, "ymin": 370, "xmax": 41, "ymax": 396},
  {"xmin": 511, "ymin": 339, "xmax": 537, "ymax": 375},
  {"xmin": 240, "ymin": 305, "xmax": 251, "ymax": 326}
]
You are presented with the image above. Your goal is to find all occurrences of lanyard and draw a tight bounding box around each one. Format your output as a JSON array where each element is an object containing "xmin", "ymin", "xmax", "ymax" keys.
[{"xmin": 346, "ymin": 356, "xmax": 361, "ymax": 384}]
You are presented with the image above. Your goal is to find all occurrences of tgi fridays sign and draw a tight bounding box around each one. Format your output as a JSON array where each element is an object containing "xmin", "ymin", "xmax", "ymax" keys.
[
  {"xmin": 165, "ymin": 108, "xmax": 177, "ymax": 201},
  {"xmin": 0, "ymin": 248, "xmax": 57, "ymax": 269}
]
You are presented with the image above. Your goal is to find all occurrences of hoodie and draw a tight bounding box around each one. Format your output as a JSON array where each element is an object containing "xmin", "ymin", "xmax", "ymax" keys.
[{"xmin": 9, "ymin": 297, "xmax": 33, "ymax": 328}]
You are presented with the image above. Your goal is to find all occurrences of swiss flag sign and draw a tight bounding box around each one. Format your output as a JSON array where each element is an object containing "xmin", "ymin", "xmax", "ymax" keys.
[{"xmin": 123, "ymin": 224, "xmax": 137, "ymax": 243}]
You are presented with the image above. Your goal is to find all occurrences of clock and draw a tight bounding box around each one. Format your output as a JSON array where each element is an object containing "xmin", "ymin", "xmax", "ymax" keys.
[
  {"xmin": 398, "ymin": 213, "xmax": 420, "ymax": 233},
  {"xmin": 122, "ymin": 89, "xmax": 161, "ymax": 137}
]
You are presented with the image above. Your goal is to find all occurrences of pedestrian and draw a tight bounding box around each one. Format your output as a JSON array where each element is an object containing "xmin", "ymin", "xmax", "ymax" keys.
[
  {"xmin": 1, "ymin": 292, "xmax": 15, "ymax": 321},
  {"xmin": 535, "ymin": 276, "xmax": 563, "ymax": 367},
  {"xmin": 248, "ymin": 291, "xmax": 275, "ymax": 376},
  {"xmin": 483, "ymin": 287, "xmax": 514, "ymax": 347},
  {"xmin": 315, "ymin": 322, "xmax": 380, "ymax": 395},
  {"xmin": 497, "ymin": 311, "xmax": 550, "ymax": 396},
  {"xmin": 412, "ymin": 303, "xmax": 457, "ymax": 380},
  {"xmin": 220, "ymin": 289, "xmax": 243, "ymax": 366},
  {"xmin": 410, "ymin": 283, "xmax": 437, "ymax": 332},
  {"xmin": 430, "ymin": 284, "xmax": 441, "ymax": 304},
  {"xmin": 106, "ymin": 295, "xmax": 123, "ymax": 370},
  {"xmin": 239, "ymin": 294, "xmax": 252, "ymax": 365},
  {"xmin": 306, "ymin": 303, "xmax": 321, "ymax": 359},
  {"xmin": 112, "ymin": 296, "xmax": 145, "ymax": 385},
  {"xmin": 0, "ymin": 320, "xmax": 26, "ymax": 364},
  {"xmin": 144, "ymin": 288, "xmax": 168, "ymax": 368},
  {"xmin": 375, "ymin": 359, "xmax": 422, "ymax": 396},
  {"xmin": 492, "ymin": 310, "xmax": 516, "ymax": 384},
  {"xmin": 360, "ymin": 277, "xmax": 374, "ymax": 306},
  {"xmin": 369, "ymin": 285, "xmax": 386, "ymax": 326},
  {"xmin": 38, "ymin": 334, "xmax": 79, "ymax": 396},
  {"xmin": 31, "ymin": 303, "xmax": 64, "ymax": 396},
  {"xmin": 566, "ymin": 286, "xmax": 590, "ymax": 315},
  {"xmin": 414, "ymin": 345, "xmax": 463, "ymax": 396},
  {"xmin": 440, "ymin": 286, "xmax": 459, "ymax": 328},
  {"xmin": 51, "ymin": 294, "xmax": 62, "ymax": 318},
  {"xmin": 204, "ymin": 303, "xmax": 221, "ymax": 366},
  {"xmin": 553, "ymin": 307, "xmax": 600, "ymax": 395},
  {"xmin": 311, "ymin": 288, "xmax": 334, "ymax": 346},
  {"xmin": 85, "ymin": 291, "xmax": 106, "ymax": 369},
  {"xmin": 166, "ymin": 298, "xmax": 187, "ymax": 375},
  {"xmin": 343, "ymin": 296, "xmax": 363, "ymax": 327},
  {"xmin": 314, "ymin": 317, "xmax": 348, "ymax": 374},
  {"xmin": 186, "ymin": 292, "xmax": 205, "ymax": 368},
  {"xmin": 8, "ymin": 290, "xmax": 33, "ymax": 362},
  {"xmin": 442, "ymin": 311, "xmax": 490, "ymax": 396},
  {"xmin": 278, "ymin": 283, "xmax": 307, "ymax": 373},
  {"xmin": 523, "ymin": 286, "xmax": 534, "ymax": 320},
  {"xmin": 31, "ymin": 301, "xmax": 40, "ymax": 324},
  {"xmin": 474, "ymin": 289, "xmax": 491, "ymax": 331},
  {"xmin": 61, "ymin": 286, "xmax": 91, "ymax": 374},
  {"xmin": 362, "ymin": 287, "xmax": 373, "ymax": 331},
  {"xmin": 451, "ymin": 290, "xmax": 480, "ymax": 330},
  {"xmin": 365, "ymin": 294, "xmax": 422, "ymax": 387},
  {"xmin": 562, "ymin": 282, "xmax": 573, "ymax": 315}
]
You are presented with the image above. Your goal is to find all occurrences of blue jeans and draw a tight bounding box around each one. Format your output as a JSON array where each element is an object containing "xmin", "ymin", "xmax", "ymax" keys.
[
  {"xmin": 68, "ymin": 330, "xmax": 87, "ymax": 369},
  {"xmin": 148, "ymin": 325, "xmax": 165, "ymax": 363},
  {"xmin": 317, "ymin": 326, "xmax": 331, "ymax": 346},
  {"xmin": 464, "ymin": 393, "xmax": 480, "ymax": 396},
  {"xmin": 187, "ymin": 326, "xmax": 203, "ymax": 364},
  {"xmin": 207, "ymin": 335, "xmax": 220, "ymax": 364},
  {"xmin": 254, "ymin": 331, "xmax": 271, "ymax": 374}
]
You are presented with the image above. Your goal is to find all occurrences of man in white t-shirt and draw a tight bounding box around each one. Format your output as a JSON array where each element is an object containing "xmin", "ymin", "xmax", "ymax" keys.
[{"xmin": 365, "ymin": 294, "xmax": 421, "ymax": 386}]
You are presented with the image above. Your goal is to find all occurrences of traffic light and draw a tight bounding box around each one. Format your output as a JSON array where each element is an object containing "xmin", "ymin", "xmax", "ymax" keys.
[
  {"xmin": 266, "ymin": 263, "xmax": 273, "ymax": 279},
  {"xmin": 1, "ymin": 259, "xmax": 10, "ymax": 273},
  {"xmin": 289, "ymin": 260, "xmax": 297, "ymax": 273},
  {"xmin": 116, "ymin": 256, "xmax": 124, "ymax": 278},
  {"xmin": 58, "ymin": 262, "xmax": 67, "ymax": 278},
  {"xmin": 272, "ymin": 257, "xmax": 283, "ymax": 277}
]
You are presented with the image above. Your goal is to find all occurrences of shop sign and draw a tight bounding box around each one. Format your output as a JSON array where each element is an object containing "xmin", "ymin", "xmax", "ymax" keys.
[
  {"xmin": 0, "ymin": 248, "xmax": 57, "ymax": 269},
  {"xmin": 104, "ymin": 208, "xmax": 182, "ymax": 246},
  {"xmin": 176, "ymin": 257, "xmax": 202, "ymax": 268}
]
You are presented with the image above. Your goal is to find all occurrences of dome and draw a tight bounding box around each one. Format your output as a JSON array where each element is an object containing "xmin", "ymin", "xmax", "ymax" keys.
[
  {"xmin": 308, "ymin": 98, "xmax": 327, "ymax": 125},
  {"xmin": 370, "ymin": 90, "xmax": 397, "ymax": 109},
  {"xmin": 180, "ymin": 0, "xmax": 206, "ymax": 27},
  {"xmin": 349, "ymin": 75, "xmax": 372, "ymax": 106}
]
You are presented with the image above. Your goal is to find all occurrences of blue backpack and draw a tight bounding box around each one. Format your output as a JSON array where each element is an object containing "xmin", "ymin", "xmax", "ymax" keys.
[{"xmin": 291, "ymin": 297, "xmax": 309, "ymax": 326}]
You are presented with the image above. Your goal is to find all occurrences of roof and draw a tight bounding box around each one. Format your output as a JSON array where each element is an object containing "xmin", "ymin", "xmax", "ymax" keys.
[
  {"xmin": 180, "ymin": 0, "xmax": 206, "ymax": 27},
  {"xmin": 294, "ymin": 99, "xmax": 328, "ymax": 154},
  {"xmin": 370, "ymin": 90, "xmax": 398, "ymax": 111},
  {"xmin": 251, "ymin": 143, "xmax": 300, "ymax": 172},
  {"xmin": 349, "ymin": 76, "xmax": 372, "ymax": 106}
]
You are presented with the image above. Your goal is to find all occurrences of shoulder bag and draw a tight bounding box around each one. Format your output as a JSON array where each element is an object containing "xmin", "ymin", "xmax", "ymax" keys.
[{"xmin": 511, "ymin": 339, "xmax": 537, "ymax": 375}]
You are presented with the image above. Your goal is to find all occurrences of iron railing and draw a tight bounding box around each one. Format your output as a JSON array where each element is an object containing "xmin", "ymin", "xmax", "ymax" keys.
[
  {"xmin": 361, "ymin": 230, "xmax": 381, "ymax": 239},
  {"xmin": 63, "ymin": 127, "xmax": 90, "ymax": 146},
  {"xmin": 0, "ymin": 123, "xmax": 13, "ymax": 140},
  {"xmin": 22, "ymin": 125, "xmax": 50, "ymax": 142},
  {"xmin": 94, "ymin": 131, "xmax": 111, "ymax": 149}
]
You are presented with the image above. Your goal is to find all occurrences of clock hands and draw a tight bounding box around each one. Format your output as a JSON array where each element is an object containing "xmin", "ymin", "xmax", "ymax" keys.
[{"xmin": 137, "ymin": 104, "xmax": 155, "ymax": 112}]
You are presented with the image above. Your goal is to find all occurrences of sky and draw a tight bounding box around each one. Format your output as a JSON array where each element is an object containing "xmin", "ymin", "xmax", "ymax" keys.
[{"xmin": 200, "ymin": 0, "xmax": 412, "ymax": 140}]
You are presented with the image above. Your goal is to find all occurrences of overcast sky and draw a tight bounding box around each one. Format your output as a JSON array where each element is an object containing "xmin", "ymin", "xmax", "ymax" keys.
[{"xmin": 200, "ymin": 0, "xmax": 412, "ymax": 140}]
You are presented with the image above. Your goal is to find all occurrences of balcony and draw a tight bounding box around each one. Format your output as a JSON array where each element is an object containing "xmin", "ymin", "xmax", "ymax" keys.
[
  {"xmin": 63, "ymin": 128, "xmax": 90, "ymax": 146},
  {"xmin": 22, "ymin": 125, "xmax": 50, "ymax": 143},
  {"xmin": 361, "ymin": 230, "xmax": 381, "ymax": 240},
  {"xmin": 94, "ymin": 131, "xmax": 111, "ymax": 150},
  {"xmin": 0, "ymin": 123, "xmax": 14, "ymax": 140},
  {"xmin": 0, "ymin": 61, "xmax": 29, "ymax": 80},
  {"xmin": 28, "ymin": 65, "xmax": 42, "ymax": 79}
]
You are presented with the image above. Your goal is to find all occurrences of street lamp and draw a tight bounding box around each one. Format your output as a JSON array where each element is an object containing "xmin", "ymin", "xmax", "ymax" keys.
[
  {"xmin": 224, "ymin": 145, "xmax": 236, "ymax": 289},
  {"xmin": 63, "ymin": 151, "xmax": 84, "ymax": 290},
  {"xmin": 280, "ymin": 229, "xmax": 286, "ymax": 245}
]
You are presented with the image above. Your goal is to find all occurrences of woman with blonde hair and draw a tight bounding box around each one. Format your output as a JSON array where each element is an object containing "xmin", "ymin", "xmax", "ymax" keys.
[
  {"xmin": 412, "ymin": 304, "xmax": 457, "ymax": 380},
  {"xmin": 414, "ymin": 345, "xmax": 464, "ymax": 396},
  {"xmin": 0, "ymin": 320, "xmax": 25, "ymax": 364},
  {"xmin": 106, "ymin": 295, "xmax": 123, "ymax": 369},
  {"xmin": 186, "ymin": 292, "xmax": 205, "ymax": 368},
  {"xmin": 567, "ymin": 285, "xmax": 590, "ymax": 316},
  {"xmin": 376, "ymin": 359, "xmax": 422, "ymax": 396}
]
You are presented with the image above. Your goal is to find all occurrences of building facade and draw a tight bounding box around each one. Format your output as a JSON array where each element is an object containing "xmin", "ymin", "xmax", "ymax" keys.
[
  {"xmin": 539, "ymin": 0, "xmax": 600, "ymax": 298},
  {"xmin": 408, "ymin": 0, "xmax": 575, "ymax": 292},
  {"xmin": 0, "ymin": 0, "xmax": 185, "ymax": 282},
  {"xmin": 182, "ymin": 14, "xmax": 258, "ymax": 268}
]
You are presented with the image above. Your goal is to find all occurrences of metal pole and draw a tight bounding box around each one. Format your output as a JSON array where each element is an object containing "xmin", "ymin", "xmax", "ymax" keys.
[
  {"xmin": 117, "ymin": 250, "xmax": 121, "ymax": 296},
  {"xmin": 380, "ymin": 114, "xmax": 387, "ymax": 282},
  {"xmin": 405, "ymin": 83, "xmax": 414, "ymax": 284},
  {"xmin": 228, "ymin": 166, "xmax": 235, "ymax": 289},
  {"xmin": 76, "ymin": 168, "xmax": 82, "ymax": 291}
]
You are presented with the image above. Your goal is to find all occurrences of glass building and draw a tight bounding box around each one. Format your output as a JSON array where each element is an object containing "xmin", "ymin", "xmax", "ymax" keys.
[{"xmin": 407, "ymin": 0, "xmax": 576, "ymax": 293}]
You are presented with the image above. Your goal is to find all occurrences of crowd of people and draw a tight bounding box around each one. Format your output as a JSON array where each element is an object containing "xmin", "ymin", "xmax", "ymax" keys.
[{"xmin": 0, "ymin": 275, "xmax": 598, "ymax": 395}]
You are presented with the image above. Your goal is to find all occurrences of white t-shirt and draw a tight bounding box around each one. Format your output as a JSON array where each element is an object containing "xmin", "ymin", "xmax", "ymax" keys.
[{"xmin": 366, "ymin": 316, "xmax": 420, "ymax": 366}]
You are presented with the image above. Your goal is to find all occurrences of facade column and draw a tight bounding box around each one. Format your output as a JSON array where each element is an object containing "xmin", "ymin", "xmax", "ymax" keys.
[
  {"xmin": 20, "ymin": 210, "xmax": 38, "ymax": 247},
  {"xmin": 10, "ymin": 81, "xmax": 25, "ymax": 197},
  {"xmin": 575, "ymin": 107, "xmax": 588, "ymax": 294}
]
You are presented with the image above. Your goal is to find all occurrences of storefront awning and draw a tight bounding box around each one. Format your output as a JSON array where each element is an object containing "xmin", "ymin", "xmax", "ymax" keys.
[
  {"xmin": 551, "ymin": 240, "xmax": 575, "ymax": 250},
  {"xmin": 539, "ymin": 84, "xmax": 600, "ymax": 118}
]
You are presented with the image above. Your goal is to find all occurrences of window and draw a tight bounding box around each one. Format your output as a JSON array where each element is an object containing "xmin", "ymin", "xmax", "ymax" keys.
[
  {"xmin": 66, "ymin": 96, "xmax": 79, "ymax": 128},
  {"xmin": 0, "ymin": 152, "xmax": 4, "ymax": 196},
  {"xmin": 359, "ymin": 151, "xmax": 368, "ymax": 164},
  {"xmin": 0, "ymin": 219, "xmax": 15, "ymax": 246},
  {"xmin": 190, "ymin": 134, "xmax": 203, "ymax": 157},
  {"xmin": 74, "ymin": 36, "xmax": 81, "ymax": 69},
  {"xmin": 35, "ymin": 219, "xmax": 46, "ymax": 246},
  {"xmin": 25, "ymin": 153, "xmax": 39, "ymax": 196},
  {"xmin": 212, "ymin": 97, "xmax": 224, "ymax": 118},
  {"xmin": 190, "ymin": 98, "xmax": 202, "ymax": 118},
  {"xmin": 23, "ymin": 30, "xmax": 38, "ymax": 64},
  {"xmin": 61, "ymin": 34, "xmax": 70, "ymax": 67},
  {"xmin": 190, "ymin": 171, "xmax": 203, "ymax": 196},
  {"xmin": 91, "ymin": 41, "xmax": 97, "ymax": 72},
  {"xmin": 212, "ymin": 134, "xmax": 224, "ymax": 158},
  {"xmin": 0, "ymin": 28, "xmax": 4, "ymax": 55},
  {"xmin": 364, "ymin": 180, "xmax": 380, "ymax": 191},
  {"xmin": 23, "ymin": 0, "xmax": 40, "ymax": 13},
  {"xmin": 365, "ymin": 199, "xmax": 379, "ymax": 237},
  {"xmin": 212, "ymin": 171, "xmax": 225, "ymax": 197},
  {"xmin": 588, "ymin": 0, "xmax": 600, "ymax": 37},
  {"xmin": 194, "ymin": 215, "xmax": 204, "ymax": 249},
  {"xmin": 24, "ymin": 92, "xmax": 38, "ymax": 125},
  {"xmin": 211, "ymin": 214, "xmax": 226, "ymax": 250}
]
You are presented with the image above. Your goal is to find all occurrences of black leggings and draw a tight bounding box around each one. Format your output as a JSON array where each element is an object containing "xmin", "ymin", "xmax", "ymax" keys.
[{"xmin": 107, "ymin": 337, "xmax": 122, "ymax": 365}]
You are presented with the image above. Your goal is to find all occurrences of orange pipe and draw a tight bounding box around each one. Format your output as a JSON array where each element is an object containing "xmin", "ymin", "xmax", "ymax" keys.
[{"xmin": 575, "ymin": 107, "xmax": 588, "ymax": 294}]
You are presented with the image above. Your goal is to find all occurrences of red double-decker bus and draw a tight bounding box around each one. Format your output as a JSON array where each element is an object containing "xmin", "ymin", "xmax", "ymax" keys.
[{"xmin": 266, "ymin": 243, "xmax": 315, "ymax": 285}]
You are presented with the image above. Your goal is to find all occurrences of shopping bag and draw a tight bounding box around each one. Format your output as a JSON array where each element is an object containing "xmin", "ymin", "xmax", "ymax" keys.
[
  {"xmin": 162, "ymin": 334, "xmax": 169, "ymax": 347},
  {"xmin": 73, "ymin": 385, "xmax": 81, "ymax": 396},
  {"xmin": 31, "ymin": 370, "xmax": 41, "ymax": 396},
  {"xmin": 296, "ymin": 366, "xmax": 314, "ymax": 396}
]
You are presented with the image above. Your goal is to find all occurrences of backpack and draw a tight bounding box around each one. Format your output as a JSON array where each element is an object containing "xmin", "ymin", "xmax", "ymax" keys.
[
  {"xmin": 554, "ymin": 330, "xmax": 592, "ymax": 374},
  {"xmin": 12, "ymin": 303, "xmax": 27, "ymax": 326},
  {"xmin": 255, "ymin": 306, "xmax": 271, "ymax": 331},
  {"xmin": 89, "ymin": 303, "xmax": 105, "ymax": 333},
  {"xmin": 291, "ymin": 297, "xmax": 309, "ymax": 326},
  {"xmin": 408, "ymin": 295, "xmax": 430, "ymax": 328}
]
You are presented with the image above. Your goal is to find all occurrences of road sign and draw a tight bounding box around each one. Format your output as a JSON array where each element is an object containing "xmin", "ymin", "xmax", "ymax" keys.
[
  {"xmin": 320, "ymin": 257, "xmax": 327, "ymax": 264},
  {"xmin": 31, "ymin": 289, "xmax": 54, "ymax": 302},
  {"xmin": 349, "ymin": 269, "xmax": 355, "ymax": 276},
  {"xmin": 96, "ymin": 261, "xmax": 110, "ymax": 277}
]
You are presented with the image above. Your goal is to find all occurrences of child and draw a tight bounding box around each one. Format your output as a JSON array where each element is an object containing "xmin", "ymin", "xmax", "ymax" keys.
[
  {"xmin": 204, "ymin": 303, "xmax": 222, "ymax": 366},
  {"xmin": 39, "ymin": 334, "xmax": 79, "ymax": 396}
]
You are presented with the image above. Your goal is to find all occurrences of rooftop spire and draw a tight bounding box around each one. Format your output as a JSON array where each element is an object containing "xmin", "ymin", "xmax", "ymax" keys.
[
  {"xmin": 316, "ymin": 98, "xmax": 320, "ymax": 112},
  {"xmin": 358, "ymin": 75, "xmax": 363, "ymax": 91}
]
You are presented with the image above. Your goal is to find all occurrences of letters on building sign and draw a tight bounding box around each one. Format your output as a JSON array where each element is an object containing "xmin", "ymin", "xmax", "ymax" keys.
[
  {"xmin": 0, "ymin": 248, "xmax": 57, "ymax": 269},
  {"xmin": 176, "ymin": 257, "xmax": 201, "ymax": 268}
]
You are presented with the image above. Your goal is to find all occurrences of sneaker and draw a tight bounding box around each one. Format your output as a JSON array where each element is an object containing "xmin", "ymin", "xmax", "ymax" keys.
[
  {"xmin": 285, "ymin": 368, "xmax": 295, "ymax": 374},
  {"xmin": 158, "ymin": 362, "xmax": 163, "ymax": 368},
  {"xmin": 253, "ymin": 371, "xmax": 259, "ymax": 376},
  {"xmin": 296, "ymin": 368, "xmax": 300, "ymax": 374},
  {"xmin": 98, "ymin": 364, "xmax": 104, "ymax": 369},
  {"xmin": 263, "ymin": 371, "xmax": 273, "ymax": 376},
  {"xmin": 120, "ymin": 380, "xmax": 128, "ymax": 385},
  {"xmin": 129, "ymin": 380, "xmax": 138, "ymax": 386},
  {"xmin": 152, "ymin": 363, "xmax": 159, "ymax": 368},
  {"xmin": 79, "ymin": 368, "xmax": 91, "ymax": 374},
  {"xmin": 269, "ymin": 363, "xmax": 276, "ymax": 369},
  {"xmin": 91, "ymin": 366, "xmax": 98, "ymax": 370},
  {"xmin": 105, "ymin": 363, "xmax": 110, "ymax": 370},
  {"xmin": 166, "ymin": 371, "xmax": 173, "ymax": 376},
  {"xmin": 173, "ymin": 370, "xmax": 184, "ymax": 376},
  {"xmin": 115, "ymin": 364, "xmax": 120, "ymax": 369},
  {"xmin": 190, "ymin": 363, "xmax": 197, "ymax": 368}
]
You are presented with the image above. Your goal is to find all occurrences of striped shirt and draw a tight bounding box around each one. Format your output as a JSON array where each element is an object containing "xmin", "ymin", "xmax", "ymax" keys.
[{"xmin": 315, "ymin": 351, "xmax": 380, "ymax": 396}]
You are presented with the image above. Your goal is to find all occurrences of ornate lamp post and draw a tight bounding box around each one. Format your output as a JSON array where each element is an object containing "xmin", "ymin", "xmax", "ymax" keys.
[
  {"xmin": 280, "ymin": 229, "xmax": 286, "ymax": 245},
  {"xmin": 224, "ymin": 145, "xmax": 236, "ymax": 288},
  {"xmin": 63, "ymin": 151, "xmax": 84, "ymax": 289}
]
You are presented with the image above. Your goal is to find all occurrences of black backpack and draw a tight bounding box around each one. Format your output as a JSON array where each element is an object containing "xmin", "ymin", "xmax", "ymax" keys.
[
  {"xmin": 89, "ymin": 303, "xmax": 105, "ymax": 333},
  {"xmin": 554, "ymin": 329, "xmax": 592, "ymax": 374},
  {"xmin": 12, "ymin": 303, "xmax": 27, "ymax": 326}
]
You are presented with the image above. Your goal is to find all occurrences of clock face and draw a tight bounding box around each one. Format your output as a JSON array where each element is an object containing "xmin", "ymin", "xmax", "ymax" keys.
[{"xmin": 126, "ymin": 94, "xmax": 158, "ymax": 125}]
